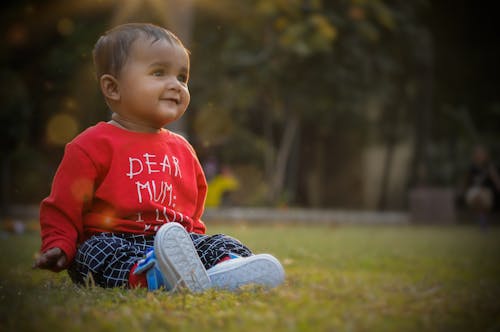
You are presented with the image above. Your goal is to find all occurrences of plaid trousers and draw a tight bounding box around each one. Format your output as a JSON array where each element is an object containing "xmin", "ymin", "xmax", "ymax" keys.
[{"xmin": 67, "ymin": 231, "xmax": 252, "ymax": 288}]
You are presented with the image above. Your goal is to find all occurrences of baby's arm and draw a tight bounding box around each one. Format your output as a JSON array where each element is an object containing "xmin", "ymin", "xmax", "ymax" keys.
[
  {"xmin": 33, "ymin": 247, "xmax": 67, "ymax": 272},
  {"xmin": 38, "ymin": 142, "xmax": 98, "ymax": 269}
]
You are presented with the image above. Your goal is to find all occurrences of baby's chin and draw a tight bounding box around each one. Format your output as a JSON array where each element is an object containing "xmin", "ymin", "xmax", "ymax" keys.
[{"xmin": 157, "ymin": 110, "xmax": 187, "ymax": 125}]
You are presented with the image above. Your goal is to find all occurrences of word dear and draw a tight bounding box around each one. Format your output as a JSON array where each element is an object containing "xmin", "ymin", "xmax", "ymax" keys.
[{"xmin": 127, "ymin": 153, "xmax": 182, "ymax": 179}]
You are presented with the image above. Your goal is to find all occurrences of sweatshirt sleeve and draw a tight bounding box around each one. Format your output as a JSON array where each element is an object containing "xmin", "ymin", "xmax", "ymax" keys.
[{"xmin": 39, "ymin": 142, "xmax": 97, "ymax": 266}]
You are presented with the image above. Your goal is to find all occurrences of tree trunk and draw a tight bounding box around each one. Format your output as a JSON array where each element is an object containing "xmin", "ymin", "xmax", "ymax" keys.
[
  {"xmin": 1, "ymin": 154, "xmax": 11, "ymax": 217},
  {"xmin": 269, "ymin": 113, "xmax": 299, "ymax": 203},
  {"xmin": 378, "ymin": 133, "xmax": 397, "ymax": 211},
  {"xmin": 409, "ymin": 28, "xmax": 433, "ymax": 188}
]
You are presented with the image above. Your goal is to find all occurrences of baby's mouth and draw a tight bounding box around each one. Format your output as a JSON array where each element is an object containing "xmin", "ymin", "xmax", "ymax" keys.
[{"xmin": 161, "ymin": 97, "xmax": 180, "ymax": 105}]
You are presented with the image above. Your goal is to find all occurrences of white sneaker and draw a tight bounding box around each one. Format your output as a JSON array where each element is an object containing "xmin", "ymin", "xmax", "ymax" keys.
[
  {"xmin": 154, "ymin": 222, "xmax": 211, "ymax": 293},
  {"xmin": 207, "ymin": 254, "xmax": 285, "ymax": 291}
]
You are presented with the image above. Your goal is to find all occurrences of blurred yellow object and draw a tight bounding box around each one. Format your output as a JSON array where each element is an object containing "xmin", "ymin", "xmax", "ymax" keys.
[{"xmin": 205, "ymin": 174, "xmax": 239, "ymax": 207}]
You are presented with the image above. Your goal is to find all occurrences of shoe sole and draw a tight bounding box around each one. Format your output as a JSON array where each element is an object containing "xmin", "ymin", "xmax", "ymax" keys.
[
  {"xmin": 207, "ymin": 254, "xmax": 285, "ymax": 291},
  {"xmin": 154, "ymin": 223, "xmax": 211, "ymax": 293}
]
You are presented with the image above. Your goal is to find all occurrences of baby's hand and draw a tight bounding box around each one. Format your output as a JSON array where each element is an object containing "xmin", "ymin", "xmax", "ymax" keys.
[{"xmin": 33, "ymin": 247, "xmax": 67, "ymax": 272}]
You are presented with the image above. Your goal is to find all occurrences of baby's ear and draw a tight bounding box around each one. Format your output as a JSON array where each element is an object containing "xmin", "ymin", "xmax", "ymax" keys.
[{"xmin": 100, "ymin": 74, "xmax": 120, "ymax": 101}]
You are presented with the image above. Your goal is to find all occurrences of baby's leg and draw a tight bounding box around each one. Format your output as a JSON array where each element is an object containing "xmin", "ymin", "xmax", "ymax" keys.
[
  {"xmin": 189, "ymin": 233, "xmax": 252, "ymax": 270},
  {"xmin": 67, "ymin": 233, "xmax": 154, "ymax": 288}
]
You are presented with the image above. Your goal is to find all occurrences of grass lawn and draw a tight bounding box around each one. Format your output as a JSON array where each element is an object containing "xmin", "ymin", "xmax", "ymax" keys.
[{"xmin": 1, "ymin": 224, "xmax": 499, "ymax": 332}]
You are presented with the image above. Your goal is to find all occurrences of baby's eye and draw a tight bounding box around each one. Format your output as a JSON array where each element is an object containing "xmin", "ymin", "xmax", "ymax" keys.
[
  {"xmin": 177, "ymin": 74, "xmax": 188, "ymax": 83},
  {"xmin": 152, "ymin": 69, "xmax": 165, "ymax": 77}
]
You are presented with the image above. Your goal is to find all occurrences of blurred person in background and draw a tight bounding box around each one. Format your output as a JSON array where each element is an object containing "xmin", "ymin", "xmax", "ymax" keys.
[{"xmin": 460, "ymin": 144, "xmax": 500, "ymax": 229}]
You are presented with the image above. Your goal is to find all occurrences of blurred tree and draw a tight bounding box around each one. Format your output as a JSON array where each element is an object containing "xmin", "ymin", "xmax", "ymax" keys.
[
  {"xmin": 428, "ymin": 0, "xmax": 500, "ymax": 188},
  {"xmin": 1, "ymin": 0, "xmax": 497, "ymax": 210},
  {"xmin": 189, "ymin": 0, "xmax": 430, "ymax": 207},
  {"xmin": 0, "ymin": 1, "xmax": 109, "ymax": 207},
  {"xmin": 0, "ymin": 70, "xmax": 32, "ymax": 214}
]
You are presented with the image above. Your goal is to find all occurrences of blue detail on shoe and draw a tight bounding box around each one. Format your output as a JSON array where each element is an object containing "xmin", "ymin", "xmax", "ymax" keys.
[
  {"xmin": 134, "ymin": 248, "xmax": 172, "ymax": 291},
  {"xmin": 228, "ymin": 252, "xmax": 241, "ymax": 259}
]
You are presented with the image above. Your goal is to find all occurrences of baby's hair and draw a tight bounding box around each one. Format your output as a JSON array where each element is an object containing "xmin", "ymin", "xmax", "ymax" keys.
[{"xmin": 93, "ymin": 23, "xmax": 188, "ymax": 80}]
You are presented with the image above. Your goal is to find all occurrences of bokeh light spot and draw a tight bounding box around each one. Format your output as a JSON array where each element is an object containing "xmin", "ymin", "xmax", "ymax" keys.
[
  {"xmin": 63, "ymin": 97, "xmax": 77, "ymax": 111},
  {"xmin": 7, "ymin": 24, "xmax": 28, "ymax": 46},
  {"xmin": 57, "ymin": 18, "xmax": 74, "ymax": 36},
  {"xmin": 46, "ymin": 113, "xmax": 79, "ymax": 146},
  {"xmin": 71, "ymin": 178, "xmax": 93, "ymax": 203}
]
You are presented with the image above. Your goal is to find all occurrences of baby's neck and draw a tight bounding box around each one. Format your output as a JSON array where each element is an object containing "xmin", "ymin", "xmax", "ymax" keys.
[{"xmin": 108, "ymin": 113, "xmax": 164, "ymax": 133}]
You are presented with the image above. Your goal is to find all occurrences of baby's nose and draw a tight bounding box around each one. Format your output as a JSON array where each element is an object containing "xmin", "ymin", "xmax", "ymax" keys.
[{"xmin": 166, "ymin": 77, "xmax": 182, "ymax": 90}]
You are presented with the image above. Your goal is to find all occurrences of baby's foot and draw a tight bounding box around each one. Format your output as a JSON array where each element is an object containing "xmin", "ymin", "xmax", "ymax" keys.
[{"xmin": 207, "ymin": 254, "xmax": 285, "ymax": 291}]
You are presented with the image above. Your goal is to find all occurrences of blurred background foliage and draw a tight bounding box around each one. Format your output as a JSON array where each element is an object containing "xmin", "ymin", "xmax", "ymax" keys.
[{"xmin": 1, "ymin": 0, "xmax": 499, "ymax": 211}]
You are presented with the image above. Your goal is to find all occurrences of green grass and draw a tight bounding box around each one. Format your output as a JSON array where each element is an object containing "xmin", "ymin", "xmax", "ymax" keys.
[{"xmin": 1, "ymin": 224, "xmax": 499, "ymax": 332}]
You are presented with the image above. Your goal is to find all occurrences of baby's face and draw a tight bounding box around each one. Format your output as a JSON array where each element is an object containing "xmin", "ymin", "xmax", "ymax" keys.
[{"xmin": 114, "ymin": 36, "xmax": 190, "ymax": 129}]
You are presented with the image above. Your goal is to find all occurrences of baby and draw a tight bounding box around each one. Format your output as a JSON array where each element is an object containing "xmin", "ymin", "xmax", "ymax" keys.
[{"xmin": 33, "ymin": 23, "xmax": 284, "ymax": 292}]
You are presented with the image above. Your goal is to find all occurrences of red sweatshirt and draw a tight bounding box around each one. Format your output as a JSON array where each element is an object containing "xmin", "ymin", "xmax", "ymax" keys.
[{"xmin": 40, "ymin": 122, "xmax": 207, "ymax": 264}]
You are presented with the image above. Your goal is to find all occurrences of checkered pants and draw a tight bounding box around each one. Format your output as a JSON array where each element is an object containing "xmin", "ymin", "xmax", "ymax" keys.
[{"xmin": 67, "ymin": 232, "xmax": 252, "ymax": 288}]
